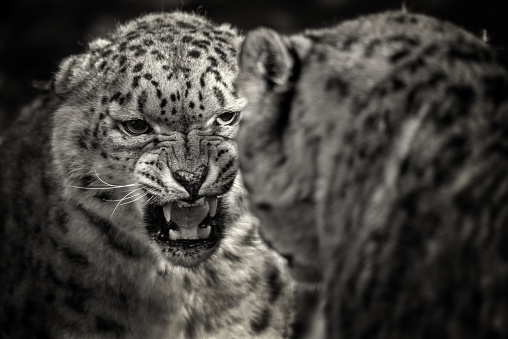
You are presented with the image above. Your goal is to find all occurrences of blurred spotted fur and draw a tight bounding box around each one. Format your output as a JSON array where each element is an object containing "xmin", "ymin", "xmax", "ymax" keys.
[
  {"xmin": 0, "ymin": 12, "xmax": 295, "ymax": 339},
  {"xmin": 237, "ymin": 11, "xmax": 508, "ymax": 339}
]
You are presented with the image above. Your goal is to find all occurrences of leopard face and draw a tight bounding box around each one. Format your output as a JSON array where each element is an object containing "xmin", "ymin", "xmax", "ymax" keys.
[{"xmin": 52, "ymin": 12, "xmax": 246, "ymax": 267}]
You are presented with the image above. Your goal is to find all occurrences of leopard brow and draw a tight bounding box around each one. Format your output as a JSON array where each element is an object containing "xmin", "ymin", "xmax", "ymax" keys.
[
  {"xmin": 108, "ymin": 108, "xmax": 145, "ymax": 122},
  {"xmin": 224, "ymin": 98, "xmax": 247, "ymax": 113}
]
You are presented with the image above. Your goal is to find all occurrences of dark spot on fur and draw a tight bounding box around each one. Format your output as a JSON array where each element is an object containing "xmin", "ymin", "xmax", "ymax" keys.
[
  {"xmin": 365, "ymin": 38, "xmax": 382, "ymax": 57},
  {"xmin": 110, "ymin": 92, "xmax": 122, "ymax": 103},
  {"xmin": 391, "ymin": 77, "xmax": 407, "ymax": 91},
  {"xmin": 325, "ymin": 76, "xmax": 349, "ymax": 96},
  {"xmin": 342, "ymin": 36, "xmax": 359, "ymax": 51},
  {"xmin": 137, "ymin": 90, "xmax": 148, "ymax": 113},
  {"xmin": 390, "ymin": 49, "xmax": 411, "ymax": 63},
  {"xmin": 223, "ymin": 250, "xmax": 242, "ymax": 263},
  {"xmin": 62, "ymin": 247, "xmax": 89, "ymax": 265},
  {"xmin": 214, "ymin": 47, "xmax": 228, "ymax": 63},
  {"xmin": 132, "ymin": 75, "xmax": 141, "ymax": 88},
  {"xmin": 188, "ymin": 50, "xmax": 201, "ymax": 58},
  {"xmin": 204, "ymin": 265, "xmax": 219, "ymax": 286},
  {"xmin": 240, "ymin": 227, "xmax": 257, "ymax": 247},
  {"xmin": 181, "ymin": 35, "xmax": 193, "ymax": 43},
  {"xmin": 250, "ymin": 308, "xmax": 271, "ymax": 334},
  {"xmin": 133, "ymin": 63, "xmax": 143, "ymax": 72},
  {"xmin": 213, "ymin": 87, "xmax": 225, "ymax": 106},
  {"xmin": 183, "ymin": 274, "xmax": 192, "ymax": 292},
  {"xmin": 267, "ymin": 265, "xmax": 283, "ymax": 303},
  {"xmin": 207, "ymin": 56, "xmax": 218, "ymax": 67},
  {"xmin": 80, "ymin": 175, "xmax": 94, "ymax": 187},
  {"xmin": 118, "ymin": 55, "xmax": 127, "ymax": 66},
  {"xmin": 256, "ymin": 203, "xmax": 272, "ymax": 211}
]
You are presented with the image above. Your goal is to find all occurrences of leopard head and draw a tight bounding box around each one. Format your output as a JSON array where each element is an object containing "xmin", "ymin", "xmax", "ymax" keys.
[{"xmin": 51, "ymin": 12, "xmax": 246, "ymax": 267}]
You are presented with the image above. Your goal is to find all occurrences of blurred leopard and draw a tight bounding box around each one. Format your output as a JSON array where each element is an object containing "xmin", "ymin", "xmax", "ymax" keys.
[
  {"xmin": 0, "ymin": 12, "xmax": 295, "ymax": 338},
  {"xmin": 237, "ymin": 11, "xmax": 508, "ymax": 339}
]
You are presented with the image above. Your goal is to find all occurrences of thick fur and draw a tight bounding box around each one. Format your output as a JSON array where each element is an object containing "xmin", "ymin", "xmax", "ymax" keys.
[
  {"xmin": 0, "ymin": 12, "xmax": 295, "ymax": 338},
  {"xmin": 236, "ymin": 11, "xmax": 508, "ymax": 339}
]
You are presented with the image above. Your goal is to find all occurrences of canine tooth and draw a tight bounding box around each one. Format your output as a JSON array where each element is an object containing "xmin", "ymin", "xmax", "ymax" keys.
[
  {"xmin": 207, "ymin": 196, "xmax": 218, "ymax": 217},
  {"xmin": 197, "ymin": 225, "xmax": 211, "ymax": 239},
  {"xmin": 163, "ymin": 203, "xmax": 172, "ymax": 222},
  {"xmin": 169, "ymin": 229, "xmax": 180, "ymax": 241}
]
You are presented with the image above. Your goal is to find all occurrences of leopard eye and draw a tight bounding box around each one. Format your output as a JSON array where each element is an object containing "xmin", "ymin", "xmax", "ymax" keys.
[
  {"xmin": 122, "ymin": 120, "xmax": 150, "ymax": 135},
  {"xmin": 216, "ymin": 111, "xmax": 240, "ymax": 126}
]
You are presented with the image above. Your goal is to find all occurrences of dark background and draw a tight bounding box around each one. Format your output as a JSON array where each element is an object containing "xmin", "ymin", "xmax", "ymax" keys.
[{"xmin": 0, "ymin": 0, "xmax": 506, "ymax": 128}]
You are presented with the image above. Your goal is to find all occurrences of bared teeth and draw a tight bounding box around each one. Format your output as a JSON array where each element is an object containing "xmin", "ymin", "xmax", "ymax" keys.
[
  {"xmin": 206, "ymin": 196, "xmax": 218, "ymax": 217},
  {"xmin": 197, "ymin": 225, "xmax": 211, "ymax": 239},
  {"xmin": 169, "ymin": 229, "xmax": 180, "ymax": 241},
  {"xmin": 163, "ymin": 203, "xmax": 172, "ymax": 222}
]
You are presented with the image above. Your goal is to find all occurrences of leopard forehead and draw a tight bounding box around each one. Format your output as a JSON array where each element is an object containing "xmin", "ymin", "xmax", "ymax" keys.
[{"xmin": 74, "ymin": 12, "xmax": 244, "ymax": 130}]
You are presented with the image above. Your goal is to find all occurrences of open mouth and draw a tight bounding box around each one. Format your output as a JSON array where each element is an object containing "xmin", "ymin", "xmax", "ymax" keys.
[{"xmin": 145, "ymin": 196, "xmax": 224, "ymax": 267}]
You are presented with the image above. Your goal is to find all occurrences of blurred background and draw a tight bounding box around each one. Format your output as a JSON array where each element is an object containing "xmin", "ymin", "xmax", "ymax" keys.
[{"xmin": 0, "ymin": 0, "xmax": 506, "ymax": 128}]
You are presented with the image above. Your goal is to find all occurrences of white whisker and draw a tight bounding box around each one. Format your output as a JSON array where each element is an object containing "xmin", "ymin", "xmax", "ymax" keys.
[
  {"xmin": 110, "ymin": 189, "xmax": 145, "ymax": 219},
  {"xmin": 119, "ymin": 192, "xmax": 149, "ymax": 206},
  {"xmin": 68, "ymin": 185, "xmax": 138, "ymax": 190},
  {"xmin": 94, "ymin": 167, "xmax": 116, "ymax": 187},
  {"xmin": 68, "ymin": 168, "xmax": 141, "ymax": 191},
  {"xmin": 144, "ymin": 195, "xmax": 157, "ymax": 206},
  {"xmin": 103, "ymin": 188, "xmax": 144, "ymax": 201}
]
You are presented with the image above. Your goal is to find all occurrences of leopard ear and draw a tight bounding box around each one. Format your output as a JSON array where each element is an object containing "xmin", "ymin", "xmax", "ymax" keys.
[
  {"xmin": 239, "ymin": 28, "xmax": 312, "ymax": 90},
  {"xmin": 239, "ymin": 29, "xmax": 292, "ymax": 89},
  {"xmin": 53, "ymin": 53, "xmax": 93, "ymax": 98},
  {"xmin": 53, "ymin": 38, "xmax": 112, "ymax": 98}
]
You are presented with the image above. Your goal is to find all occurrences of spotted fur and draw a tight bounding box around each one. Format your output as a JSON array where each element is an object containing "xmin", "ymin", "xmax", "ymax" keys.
[
  {"xmin": 0, "ymin": 12, "xmax": 295, "ymax": 338},
  {"xmin": 237, "ymin": 11, "xmax": 508, "ymax": 339}
]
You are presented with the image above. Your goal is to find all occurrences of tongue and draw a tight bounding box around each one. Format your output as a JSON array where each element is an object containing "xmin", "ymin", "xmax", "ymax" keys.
[{"xmin": 171, "ymin": 203, "xmax": 209, "ymax": 238}]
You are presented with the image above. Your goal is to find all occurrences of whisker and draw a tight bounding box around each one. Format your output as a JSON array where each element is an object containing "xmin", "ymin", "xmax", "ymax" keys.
[
  {"xmin": 110, "ymin": 189, "xmax": 145, "ymax": 219},
  {"xmin": 103, "ymin": 188, "xmax": 144, "ymax": 202},
  {"xmin": 94, "ymin": 168, "xmax": 140, "ymax": 188},
  {"xmin": 117, "ymin": 192, "xmax": 147, "ymax": 204},
  {"xmin": 68, "ymin": 185, "xmax": 139, "ymax": 190},
  {"xmin": 94, "ymin": 167, "xmax": 115, "ymax": 187},
  {"xmin": 144, "ymin": 195, "xmax": 157, "ymax": 206},
  {"xmin": 119, "ymin": 192, "xmax": 149, "ymax": 206}
]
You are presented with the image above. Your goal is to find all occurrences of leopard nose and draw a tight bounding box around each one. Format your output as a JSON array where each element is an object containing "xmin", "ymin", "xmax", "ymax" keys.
[{"xmin": 173, "ymin": 165, "xmax": 208, "ymax": 199}]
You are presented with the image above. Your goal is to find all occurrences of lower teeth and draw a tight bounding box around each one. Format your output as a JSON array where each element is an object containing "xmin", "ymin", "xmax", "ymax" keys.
[
  {"xmin": 197, "ymin": 225, "xmax": 211, "ymax": 239},
  {"xmin": 169, "ymin": 229, "xmax": 180, "ymax": 241}
]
